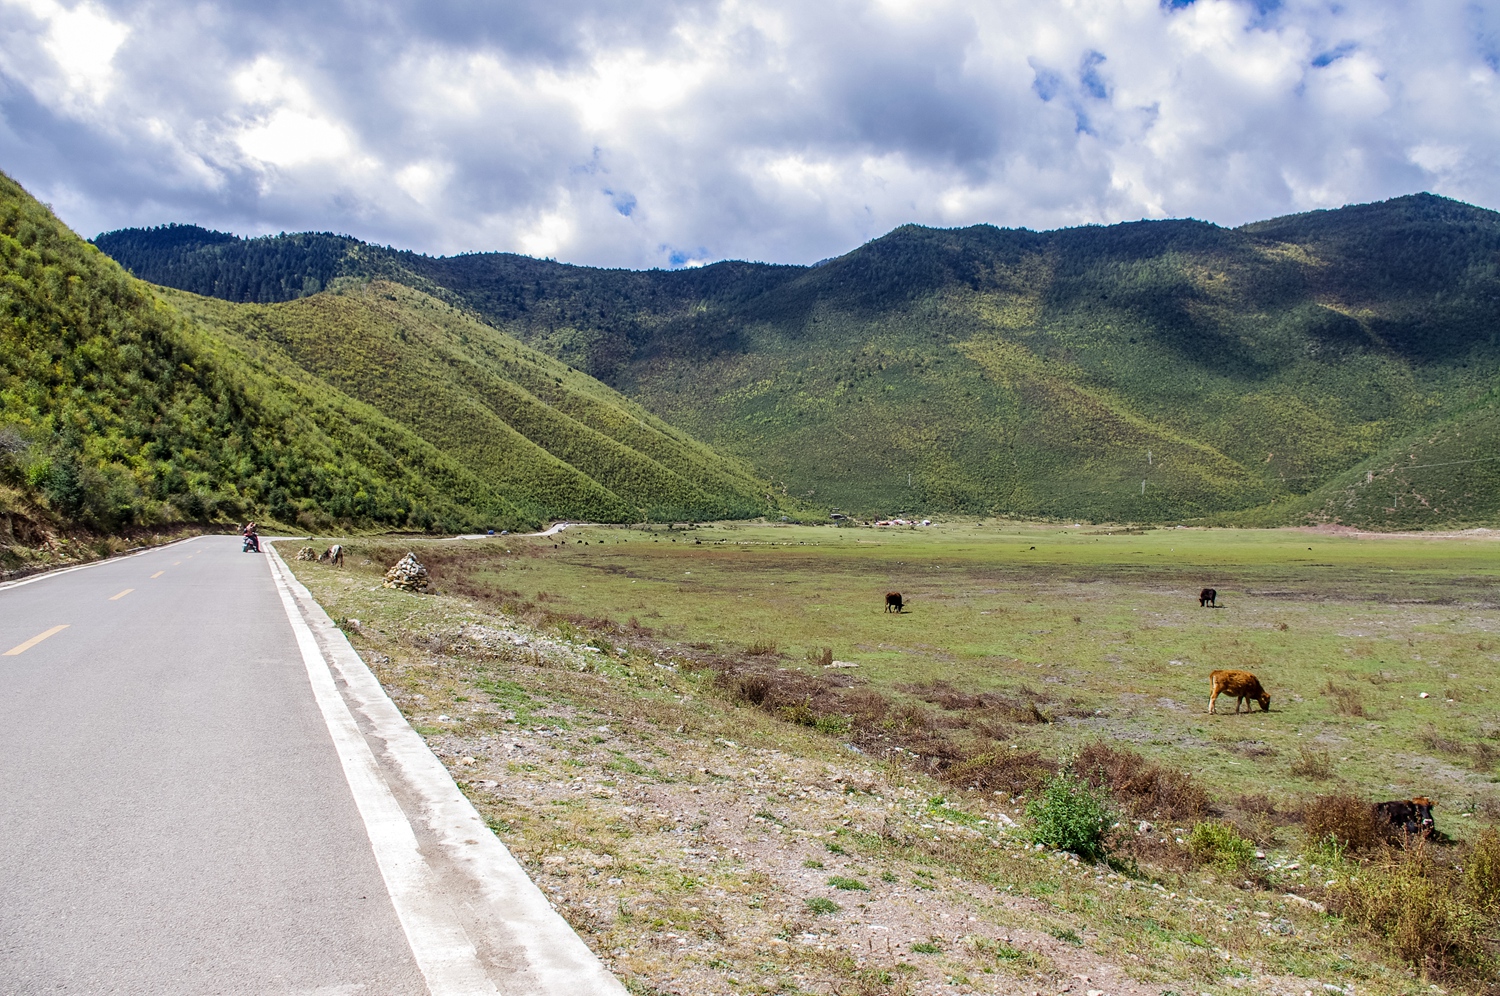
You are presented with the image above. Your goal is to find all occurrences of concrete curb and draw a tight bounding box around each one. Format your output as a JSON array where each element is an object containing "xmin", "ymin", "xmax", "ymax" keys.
[{"xmin": 266, "ymin": 546, "xmax": 628, "ymax": 996}]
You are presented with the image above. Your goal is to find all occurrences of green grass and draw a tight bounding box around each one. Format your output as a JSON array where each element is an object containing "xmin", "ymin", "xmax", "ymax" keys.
[{"xmin": 424, "ymin": 519, "xmax": 1500, "ymax": 827}]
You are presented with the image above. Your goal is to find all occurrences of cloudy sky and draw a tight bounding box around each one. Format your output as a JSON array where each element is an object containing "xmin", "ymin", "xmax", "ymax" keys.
[{"xmin": 2, "ymin": 0, "xmax": 1497, "ymax": 268}]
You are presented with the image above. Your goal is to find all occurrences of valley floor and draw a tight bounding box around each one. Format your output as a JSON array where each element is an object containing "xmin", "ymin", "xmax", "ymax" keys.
[{"xmin": 282, "ymin": 522, "xmax": 1500, "ymax": 996}]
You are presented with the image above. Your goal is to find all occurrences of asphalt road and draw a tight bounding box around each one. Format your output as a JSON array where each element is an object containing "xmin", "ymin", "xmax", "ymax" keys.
[{"xmin": 0, "ymin": 537, "xmax": 428, "ymax": 994}]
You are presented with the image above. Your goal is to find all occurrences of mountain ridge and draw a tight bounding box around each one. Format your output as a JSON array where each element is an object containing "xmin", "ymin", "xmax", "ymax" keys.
[
  {"xmin": 93, "ymin": 192, "xmax": 1500, "ymax": 528},
  {"xmin": 0, "ymin": 170, "xmax": 775, "ymax": 573}
]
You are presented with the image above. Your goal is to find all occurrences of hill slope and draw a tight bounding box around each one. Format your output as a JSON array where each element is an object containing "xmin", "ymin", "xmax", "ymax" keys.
[
  {"xmin": 96, "ymin": 194, "xmax": 1500, "ymax": 527},
  {"xmin": 0, "ymin": 172, "xmax": 771, "ymax": 567},
  {"xmin": 167, "ymin": 281, "xmax": 772, "ymax": 524}
]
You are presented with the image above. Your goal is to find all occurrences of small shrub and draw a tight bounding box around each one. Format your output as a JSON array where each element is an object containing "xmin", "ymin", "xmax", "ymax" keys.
[
  {"xmin": 1304, "ymin": 793, "xmax": 1380, "ymax": 852},
  {"xmin": 1049, "ymin": 928, "xmax": 1083, "ymax": 946},
  {"xmin": 1026, "ymin": 771, "xmax": 1115, "ymax": 861},
  {"xmin": 729, "ymin": 674, "xmax": 772, "ymax": 706},
  {"xmin": 803, "ymin": 859, "xmax": 824, "ymax": 869},
  {"xmin": 1463, "ymin": 827, "xmax": 1500, "ymax": 911},
  {"xmin": 805, "ymin": 897, "xmax": 840, "ymax": 915},
  {"xmin": 746, "ymin": 638, "xmax": 778, "ymax": 656},
  {"xmin": 1421, "ymin": 727, "xmax": 1465, "ymax": 755},
  {"xmin": 1075, "ymin": 741, "xmax": 1209, "ymax": 821},
  {"xmin": 1188, "ymin": 820, "xmax": 1255, "ymax": 870},
  {"xmin": 1324, "ymin": 681, "xmax": 1367, "ymax": 717},
  {"xmin": 814, "ymin": 714, "xmax": 852, "ymax": 735},
  {"xmin": 940, "ymin": 748, "xmax": 1056, "ymax": 795},
  {"xmin": 806, "ymin": 646, "xmax": 833, "ymax": 667},
  {"xmin": 841, "ymin": 688, "xmax": 889, "ymax": 721},
  {"xmin": 1290, "ymin": 746, "xmax": 1334, "ymax": 780},
  {"xmin": 780, "ymin": 700, "xmax": 817, "ymax": 726},
  {"xmin": 911, "ymin": 942, "xmax": 941, "ymax": 954},
  {"xmin": 828, "ymin": 876, "xmax": 868, "ymax": 891}
]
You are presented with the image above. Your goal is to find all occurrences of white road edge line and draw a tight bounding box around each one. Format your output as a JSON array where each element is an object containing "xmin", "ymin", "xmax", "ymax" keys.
[
  {"xmin": 266, "ymin": 544, "xmax": 628, "ymax": 996},
  {"xmin": 0, "ymin": 535, "xmax": 202, "ymax": 593},
  {"xmin": 265, "ymin": 546, "xmax": 499, "ymax": 996}
]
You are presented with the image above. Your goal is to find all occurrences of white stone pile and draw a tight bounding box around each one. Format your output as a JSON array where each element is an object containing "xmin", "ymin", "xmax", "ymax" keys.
[{"xmin": 383, "ymin": 552, "xmax": 430, "ymax": 592}]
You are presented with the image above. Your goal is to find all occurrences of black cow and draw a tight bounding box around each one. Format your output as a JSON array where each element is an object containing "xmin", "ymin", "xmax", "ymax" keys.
[
  {"xmin": 1373, "ymin": 797, "xmax": 1435, "ymax": 841},
  {"xmin": 885, "ymin": 592, "xmax": 904, "ymax": 613},
  {"xmin": 1199, "ymin": 588, "xmax": 1218, "ymax": 607}
]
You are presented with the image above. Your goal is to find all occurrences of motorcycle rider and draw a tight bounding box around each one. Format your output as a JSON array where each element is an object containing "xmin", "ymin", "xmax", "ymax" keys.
[{"xmin": 242, "ymin": 520, "xmax": 260, "ymax": 553}]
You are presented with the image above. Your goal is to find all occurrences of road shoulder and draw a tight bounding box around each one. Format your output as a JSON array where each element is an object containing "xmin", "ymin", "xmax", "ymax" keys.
[{"xmin": 265, "ymin": 545, "xmax": 628, "ymax": 996}]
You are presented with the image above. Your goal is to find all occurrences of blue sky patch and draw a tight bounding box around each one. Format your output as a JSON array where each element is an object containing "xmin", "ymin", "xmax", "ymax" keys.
[
  {"xmin": 1080, "ymin": 51, "xmax": 1109, "ymax": 100},
  {"xmin": 1312, "ymin": 42, "xmax": 1357, "ymax": 67},
  {"xmin": 604, "ymin": 189, "xmax": 637, "ymax": 217}
]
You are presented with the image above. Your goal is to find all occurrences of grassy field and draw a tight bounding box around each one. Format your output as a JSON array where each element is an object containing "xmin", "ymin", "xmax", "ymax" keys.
[
  {"xmin": 285, "ymin": 523, "xmax": 1500, "ymax": 996},
  {"xmin": 421, "ymin": 520, "xmax": 1500, "ymax": 817}
]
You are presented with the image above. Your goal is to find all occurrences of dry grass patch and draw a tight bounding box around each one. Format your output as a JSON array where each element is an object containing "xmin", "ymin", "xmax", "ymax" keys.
[{"xmin": 1304, "ymin": 793, "xmax": 1382, "ymax": 852}]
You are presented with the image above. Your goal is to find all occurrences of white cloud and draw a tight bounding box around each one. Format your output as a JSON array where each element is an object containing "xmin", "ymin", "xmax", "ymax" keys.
[
  {"xmin": 3, "ymin": 0, "xmax": 128, "ymax": 107},
  {"xmin": 1, "ymin": 0, "xmax": 1497, "ymax": 265}
]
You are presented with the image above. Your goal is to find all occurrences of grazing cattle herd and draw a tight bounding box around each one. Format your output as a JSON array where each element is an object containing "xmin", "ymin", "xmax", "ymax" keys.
[{"xmin": 874, "ymin": 580, "xmax": 1449, "ymax": 843}]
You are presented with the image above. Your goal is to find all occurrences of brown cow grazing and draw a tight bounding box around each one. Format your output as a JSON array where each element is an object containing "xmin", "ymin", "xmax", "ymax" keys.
[
  {"xmin": 885, "ymin": 592, "xmax": 904, "ymax": 613},
  {"xmin": 1208, "ymin": 669, "xmax": 1270, "ymax": 714},
  {"xmin": 1199, "ymin": 588, "xmax": 1218, "ymax": 607},
  {"xmin": 1373, "ymin": 797, "xmax": 1435, "ymax": 841},
  {"xmin": 318, "ymin": 543, "xmax": 344, "ymax": 567}
]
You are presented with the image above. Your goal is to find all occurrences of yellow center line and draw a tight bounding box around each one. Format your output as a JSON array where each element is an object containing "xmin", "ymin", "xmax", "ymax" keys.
[
  {"xmin": 150, "ymin": 571, "xmax": 164, "ymax": 578},
  {"xmin": 109, "ymin": 588, "xmax": 134, "ymax": 601},
  {"xmin": 4, "ymin": 625, "xmax": 68, "ymax": 656}
]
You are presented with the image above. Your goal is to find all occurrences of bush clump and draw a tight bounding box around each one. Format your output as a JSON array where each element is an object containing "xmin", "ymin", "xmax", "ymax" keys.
[
  {"xmin": 1075, "ymin": 741, "xmax": 1210, "ymax": 821},
  {"xmin": 1304, "ymin": 793, "xmax": 1380, "ymax": 852},
  {"xmin": 1463, "ymin": 827, "xmax": 1500, "ymax": 911},
  {"xmin": 942, "ymin": 748, "xmax": 1057, "ymax": 795},
  {"xmin": 1188, "ymin": 820, "xmax": 1256, "ymax": 870},
  {"xmin": 1290, "ymin": 746, "xmax": 1335, "ymax": 779},
  {"xmin": 1025, "ymin": 771, "xmax": 1115, "ymax": 861},
  {"xmin": 1330, "ymin": 838, "xmax": 1491, "ymax": 979}
]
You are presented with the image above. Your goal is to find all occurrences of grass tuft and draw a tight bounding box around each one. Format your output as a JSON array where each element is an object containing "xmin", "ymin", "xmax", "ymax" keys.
[{"xmin": 804, "ymin": 897, "xmax": 840, "ymax": 915}]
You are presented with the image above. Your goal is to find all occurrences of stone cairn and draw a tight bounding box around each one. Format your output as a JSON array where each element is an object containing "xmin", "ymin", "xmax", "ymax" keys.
[
  {"xmin": 295, "ymin": 546, "xmax": 318, "ymax": 561},
  {"xmin": 383, "ymin": 552, "xmax": 430, "ymax": 592}
]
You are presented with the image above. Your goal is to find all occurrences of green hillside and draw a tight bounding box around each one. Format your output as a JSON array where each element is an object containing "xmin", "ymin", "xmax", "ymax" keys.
[
  {"xmin": 167, "ymin": 282, "xmax": 771, "ymax": 524},
  {"xmin": 0, "ymin": 171, "xmax": 771, "ymax": 567},
  {"xmin": 96, "ymin": 193, "xmax": 1500, "ymax": 527}
]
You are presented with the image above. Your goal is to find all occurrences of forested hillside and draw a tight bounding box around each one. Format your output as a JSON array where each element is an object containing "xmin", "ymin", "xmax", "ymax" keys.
[
  {"xmin": 0, "ymin": 172, "xmax": 773, "ymax": 570},
  {"xmin": 97, "ymin": 193, "xmax": 1500, "ymax": 528}
]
